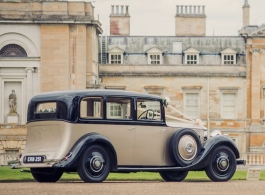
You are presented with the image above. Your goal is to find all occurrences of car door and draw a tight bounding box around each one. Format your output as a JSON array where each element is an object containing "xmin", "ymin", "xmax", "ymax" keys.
[
  {"xmin": 106, "ymin": 124, "xmax": 136, "ymax": 165},
  {"xmin": 134, "ymin": 125, "xmax": 171, "ymax": 166},
  {"xmin": 134, "ymin": 98, "xmax": 170, "ymax": 166},
  {"xmin": 105, "ymin": 97, "xmax": 136, "ymax": 165}
]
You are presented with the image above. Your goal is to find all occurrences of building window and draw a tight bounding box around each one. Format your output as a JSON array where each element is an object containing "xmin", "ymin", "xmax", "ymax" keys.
[
  {"xmin": 186, "ymin": 55, "xmax": 198, "ymax": 64},
  {"xmin": 110, "ymin": 54, "xmax": 122, "ymax": 64},
  {"xmin": 184, "ymin": 93, "xmax": 200, "ymax": 118},
  {"xmin": 108, "ymin": 46, "xmax": 125, "ymax": 64},
  {"xmin": 220, "ymin": 48, "xmax": 237, "ymax": 65},
  {"xmin": 221, "ymin": 93, "xmax": 236, "ymax": 119},
  {"xmin": 0, "ymin": 44, "xmax": 27, "ymax": 57},
  {"xmin": 146, "ymin": 47, "xmax": 163, "ymax": 64},
  {"xmin": 150, "ymin": 54, "xmax": 160, "ymax": 64},
  {"xmin": 184, "ymin": 47, "xmax": 200, "ymax": 65},
  {"xmin": 223, "ymin": 55, "xmax": 235, "ymax": 64}
]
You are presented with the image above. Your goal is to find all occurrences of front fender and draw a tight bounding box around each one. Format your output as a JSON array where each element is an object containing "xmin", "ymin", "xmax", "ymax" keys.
[
  {"xmin": 53, "ymin": 133, "xmax": 117, "ymax": 170},
  {"xmin": 203, "ymin": 135, "xmax": 240, "ymax": 159},
  {"xmin": 180, "ymin": 135, "xmax": 240, "ymax": 171}
]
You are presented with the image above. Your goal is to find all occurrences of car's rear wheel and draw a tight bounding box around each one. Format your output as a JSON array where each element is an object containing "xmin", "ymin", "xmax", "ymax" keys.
[
  {"xmin": 30, "ymin": 168, "xmax": 63, "ymax": 182},
  {"xmin": 169, "ymin": 129, "xmax": 202, "ymax": 167},
  {"xmin": 159, "ymin": 171, "xmax": 188, "ymax": 182},
  {"xmin": 205, "ymin": 146, "xmax": 236, "ymax": 182},
  {"xmin": 77, "ymin": 145, "xmax": 110, "ymax": 183}
]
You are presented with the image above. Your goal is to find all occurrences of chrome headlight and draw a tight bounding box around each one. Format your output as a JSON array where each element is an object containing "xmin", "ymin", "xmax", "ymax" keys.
[{"xmin": 210, "ymin": 130, "xmax": 222, "ymax": 137}]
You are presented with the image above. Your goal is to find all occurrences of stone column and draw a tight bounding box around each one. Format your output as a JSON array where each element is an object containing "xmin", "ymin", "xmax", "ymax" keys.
[
  {"xmin": 250, "ymin": 49, "xmax": 262, "ymax": 124},
  {"xmin": 25, "ymin": 68, "xmax": 34, "ymax": 104}
]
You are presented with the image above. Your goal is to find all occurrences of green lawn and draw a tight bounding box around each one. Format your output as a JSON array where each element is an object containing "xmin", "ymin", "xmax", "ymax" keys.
[{"xmin": 1, "ymin": 166, "xmax": 264, "ymax": 182}]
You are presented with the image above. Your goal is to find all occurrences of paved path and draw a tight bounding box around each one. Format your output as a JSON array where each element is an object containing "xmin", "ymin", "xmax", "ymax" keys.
[{"xmin": 1, "ymin": 181, "xmax": 265, "ymax": 195}]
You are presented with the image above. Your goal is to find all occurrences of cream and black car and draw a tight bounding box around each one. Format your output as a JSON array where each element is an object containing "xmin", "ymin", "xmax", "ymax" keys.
[{"xmin": 11, "ymin": 90, "xmax": 244, "ymax": 182}]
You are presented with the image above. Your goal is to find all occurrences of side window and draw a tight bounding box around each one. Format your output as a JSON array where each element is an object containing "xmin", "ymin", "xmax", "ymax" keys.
[
  {"xmin": 36, "ymin": 102, "xmax": 56, "ymax": 113},
  {"xmin": 106, "ymin": 97, "xmax": 131, "ymax": 119},
  {"xmin": 137, "ymin": 99, "xmax": 161, "ymax": 120},
  {"xmin": 80, "ymin": 97, "xmax": 103, "ymax": 118}
]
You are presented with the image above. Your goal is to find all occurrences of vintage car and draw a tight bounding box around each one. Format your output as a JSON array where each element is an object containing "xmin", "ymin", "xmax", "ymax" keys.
[{"xmin": 10, "ymin": 90, "xmax": 245, "ymax": 182}]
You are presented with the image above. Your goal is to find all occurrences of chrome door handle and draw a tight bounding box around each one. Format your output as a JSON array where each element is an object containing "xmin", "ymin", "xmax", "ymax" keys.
[
  {"xmin": 128, "ymin": 127, "xmax": 136, "ymax": 130},
  {"xmin": 160, "ymin": 129, "xmax": 166, "ymax": 132}
]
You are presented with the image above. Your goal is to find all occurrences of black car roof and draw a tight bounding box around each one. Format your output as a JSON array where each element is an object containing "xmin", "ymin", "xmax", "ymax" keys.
[{"xmin": 30, "ymin": 89, "xmax": 163, "ymax": 102}]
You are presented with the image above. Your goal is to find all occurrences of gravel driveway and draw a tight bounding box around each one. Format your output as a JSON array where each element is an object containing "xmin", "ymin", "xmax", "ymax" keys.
[{"xmin": 1, "ymin": 180, "xmax": 265, "ymax": 195}]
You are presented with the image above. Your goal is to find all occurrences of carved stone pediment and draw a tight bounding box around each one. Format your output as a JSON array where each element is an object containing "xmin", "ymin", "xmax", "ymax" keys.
[{"xmin": 250, "ymin": 25, "xmax": 265, "ymax": 37}]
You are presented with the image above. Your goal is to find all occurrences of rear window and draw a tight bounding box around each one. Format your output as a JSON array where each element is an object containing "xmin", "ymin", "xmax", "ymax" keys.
[
  {"xmin": 36, "ymin": 102, "xmax": 57, "ymax": 113},
  {"xmin": 80, "ymin": 97, "xmax": 103, "ymax": 118}
]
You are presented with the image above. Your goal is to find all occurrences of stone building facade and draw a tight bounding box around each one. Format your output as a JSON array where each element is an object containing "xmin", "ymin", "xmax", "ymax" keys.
[
  {"xmin": 0, "ymin": 0, "xmax": 102, "ymax": 164},
  {"xmin": 0, "ymin": 0, "xmax": 265, "ymax": 165},
  {"xmin": 98, "ymin": 1, "xmax": 265, "ymax": 164}
]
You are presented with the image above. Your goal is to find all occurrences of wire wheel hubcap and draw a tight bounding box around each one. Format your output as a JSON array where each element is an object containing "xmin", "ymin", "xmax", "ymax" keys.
[{"xmin": 217, "ymin": 156, "xmax": 229, "ymax": 172}]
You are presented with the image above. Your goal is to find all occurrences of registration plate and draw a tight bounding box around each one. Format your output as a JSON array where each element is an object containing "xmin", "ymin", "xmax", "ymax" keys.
[{"xmin": 24, "ymin": 156, "xmax": 45, "ymax": 163}]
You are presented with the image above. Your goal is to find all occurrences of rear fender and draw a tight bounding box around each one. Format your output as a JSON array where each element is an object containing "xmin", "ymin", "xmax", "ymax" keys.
[{"xmin": 52, "ymin": 133, "xmax": 117, "ymax": 171}]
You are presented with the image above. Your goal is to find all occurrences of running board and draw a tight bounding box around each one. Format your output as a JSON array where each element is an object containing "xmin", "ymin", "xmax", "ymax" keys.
[
  {"xmin": 117, "ymin": 166, "xmax": 187, "ymax": 172},
  {"xmin": 117, "ymin": 160, "xmax": 246, "ymax": 172}
]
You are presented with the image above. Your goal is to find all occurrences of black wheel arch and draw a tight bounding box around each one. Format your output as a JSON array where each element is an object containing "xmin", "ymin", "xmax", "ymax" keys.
[
  {"xmin": 53, "ymin": 133, "xmax": 117, "ymax": 171},
  {"xmin": 203, "ymin": 136, "xmax": 240, "ymax": 159},
  {"xmin": 195, "ymin": 135, "xmax": 240, "ymax": 169},
  {"xmin": 176, "ymin": 135, "xmax": 241, "ymax": 171}
]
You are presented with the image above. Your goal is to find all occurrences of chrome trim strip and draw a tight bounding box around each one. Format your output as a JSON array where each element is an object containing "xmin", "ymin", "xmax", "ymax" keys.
[{"xmin": 43, "ymin": 159, "xmax": 61, "ymax": 163}]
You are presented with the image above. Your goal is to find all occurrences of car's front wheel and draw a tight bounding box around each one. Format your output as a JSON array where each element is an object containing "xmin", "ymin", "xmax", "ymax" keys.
[
  {"xmin": 159, "ymin": 171, "xmax": 188, "ymax": 182},
  {"xmin": 30, "ymin": 168, "xmax": 63, "ymax": 182},
  {"xmin": 205, "ymin": 146, "xmax": 236, "ymax": 182},
  {"xmin": 77, "ymin": 145, "xmax": 110, "ymax": 183}
]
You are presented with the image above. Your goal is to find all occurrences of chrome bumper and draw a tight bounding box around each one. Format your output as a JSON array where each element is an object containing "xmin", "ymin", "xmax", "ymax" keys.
[
  {"xmin": 43, "ymin": 159, "xmax": 60, "ymax": 164},
  {"xmin": 7, "ymin": 159, "xmax": 61, "ymax": 169},
  {"xmin": 7, "ymin": 160, "xmax": 20, "ymax": 165}
]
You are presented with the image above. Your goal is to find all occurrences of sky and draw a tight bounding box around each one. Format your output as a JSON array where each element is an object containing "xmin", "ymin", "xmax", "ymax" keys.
[{"xmin": 83, "ymin": 0, "xmax": 264, "ymax": 36}]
